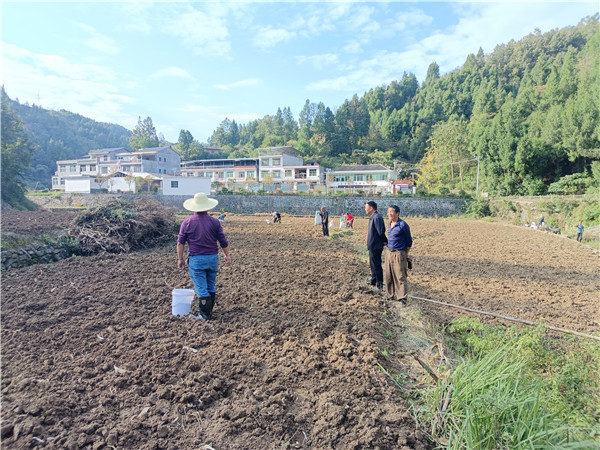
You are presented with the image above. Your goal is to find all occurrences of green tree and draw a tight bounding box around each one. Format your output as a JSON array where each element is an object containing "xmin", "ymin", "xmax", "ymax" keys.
[
  {"xmin": 1, "ymin": 88, "xmax": 37, "ymax": 209},
  {"xmin": 129, "ymin": 116, "xmax": 159, "ymax": 150}
]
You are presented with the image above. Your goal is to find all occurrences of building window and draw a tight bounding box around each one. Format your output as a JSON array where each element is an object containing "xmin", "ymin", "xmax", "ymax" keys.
[
  {"xmin": 309, "ymin": 169, "xmax": 317, "ymax": 177},
  {"xmin": 272, "ymin": 158, "xmax": 281, "ymax": 166},
  {"xmin": 70, "ymin": 165, "xmax": 76, "ymax": 172},
  {"xmin": 90, "ymin": 165, "xmax": 96, "ymax": 171},
  {"xmin": 238, "ymin": 171, "xmax": 245, "ymax": 179},
  {"xmin": 261, "ymin": 170, "xmax": 269, "ymax": 178},
  {"xmin": 205, "ymin": 171, "xmax": 213, "ymax": 178},
  {"xmin": 52, "ymin": 178, "xmax": 58, "ymax": 185},
  {"xmin": 226, "ymin": 171, "xmax": 234, "ymax": 179},
  {"xmin": 103, "ymin": 155, "xmax": 108, "ymax": 161},
  {"xmin": 158, "ymin": 169, "xmax": 162, "ymax": 174},
  {"xmin": 246, "ymin": 170, "xmax": 255, "ymax": 179},
  {"xmin": 60, "ymin": 166, "xmax": 66, "ymax": 173},
  {"xmin": 80, "ymin": 165, "xmax": 86, "ymax": 172},
  {"xmin": 284, "ymin": 169, "xmax": 292, "ymax": 178},
  {"xmin": 171, "ymin": 181, "xmax": 179, "ymax": 188},
  {"xmin": 101, "ymin": 167, "xmax": 108, "ymax": 174},
  {"xmin": 60, "ymin": 179, "xmax": 65, "ymax": 185},
  {"xmin": 216, "ymin": 172, "xmax": 224, "ymax": 179}
]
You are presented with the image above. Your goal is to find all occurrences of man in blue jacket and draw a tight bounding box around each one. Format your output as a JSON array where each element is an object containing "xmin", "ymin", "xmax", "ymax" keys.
[{"xmin": 365, "ymin": 201, "xmax": 387, "ymax": 290}]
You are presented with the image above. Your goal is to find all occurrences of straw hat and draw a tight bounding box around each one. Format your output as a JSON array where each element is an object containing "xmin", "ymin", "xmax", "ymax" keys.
[{"xmin": 183, "ymin": 192, "xmax": 219, "ymax": 212}]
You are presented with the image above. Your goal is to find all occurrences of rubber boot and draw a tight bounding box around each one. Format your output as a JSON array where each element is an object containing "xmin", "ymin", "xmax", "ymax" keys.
[
  {"xmin": 206, "ymin": 292, "xmax": 216, "ymax": 319},
  {"xmin": 197, "ymin": 296, "xmax": 212, "ymax": 320}
]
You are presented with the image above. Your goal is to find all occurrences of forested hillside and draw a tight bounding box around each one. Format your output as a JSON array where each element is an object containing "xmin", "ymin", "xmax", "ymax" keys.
[
  {"xmin": 8, "ymin": 99, "xmax": 131, "ymax": 188},
  {"xmin": 7, "ymin": 16, "xmax": 599, "ymax": 196},
  {"xmin": 206, "ymin": 15, "xmax": 599, "ymax": 196}
]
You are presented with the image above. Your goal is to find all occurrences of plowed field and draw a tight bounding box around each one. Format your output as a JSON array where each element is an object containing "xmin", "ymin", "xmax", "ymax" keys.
[{"xmin": 1, "ymin": 211, "xmax": 598, "ymax": 449}]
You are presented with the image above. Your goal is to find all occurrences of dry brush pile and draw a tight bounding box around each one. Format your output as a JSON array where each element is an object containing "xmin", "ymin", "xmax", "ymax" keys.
[{"xmin": 69, "ymin": 197, "xmax": 178, "ymax": 256}]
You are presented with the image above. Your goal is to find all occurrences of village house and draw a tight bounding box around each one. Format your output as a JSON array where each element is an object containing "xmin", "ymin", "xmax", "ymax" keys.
[
  {"xmin": 257, "ymin": 146, "xmax": 321, "ymax": 191},
  {"xmin": 179, "ymin": 158, "xmax": 259, "ymax": 185},
  {"xmin": 328, "ymin": 164, "xmax": 398, "ymax": 194},
  {"xmin": 52, "ymin": 146, "xmax": 184, "ymax": 193}
]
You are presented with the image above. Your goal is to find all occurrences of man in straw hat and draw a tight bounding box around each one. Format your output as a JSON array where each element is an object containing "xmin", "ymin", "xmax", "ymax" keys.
[{"xmin": 177, "ymin": 192, "xmax": 230, "ymax": 320}]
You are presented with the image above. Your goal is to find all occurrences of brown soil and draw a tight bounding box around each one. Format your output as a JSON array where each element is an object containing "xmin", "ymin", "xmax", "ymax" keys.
[{"xmin": 1, "ymin": 212, "xmax": 598, "ymax": 449}]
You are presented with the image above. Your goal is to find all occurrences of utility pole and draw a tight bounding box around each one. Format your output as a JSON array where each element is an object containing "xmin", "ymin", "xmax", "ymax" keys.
[{"xmin": 475, "ymin": 156, "xmax": 480, "ymax": 199}]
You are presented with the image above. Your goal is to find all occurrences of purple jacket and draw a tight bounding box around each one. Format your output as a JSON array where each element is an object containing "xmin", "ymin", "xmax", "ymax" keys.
[{"xmin": 177, "ymin": 212, "xmax": 228, "ymax": 256}]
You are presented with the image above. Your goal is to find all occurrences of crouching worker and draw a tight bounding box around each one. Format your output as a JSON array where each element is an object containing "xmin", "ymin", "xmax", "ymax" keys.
[{"xmin": 177, "ymin": 192, "xmax": 230, "ymax": 320}]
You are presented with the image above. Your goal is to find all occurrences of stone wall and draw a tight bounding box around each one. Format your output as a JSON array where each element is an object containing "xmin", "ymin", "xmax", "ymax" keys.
[
  {"xmin": 29, "ymin": 193, "xmax": 465, "ymax": 217},
  {"xmin": 2, "ymin": 243, "xmax": 71, "ymax": 271}
]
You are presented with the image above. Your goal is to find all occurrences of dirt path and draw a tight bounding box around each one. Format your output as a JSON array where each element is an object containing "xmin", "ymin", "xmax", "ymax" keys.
[{"xmin": 1, "ymin": 213, "xmax": 598, "ymax": 449}]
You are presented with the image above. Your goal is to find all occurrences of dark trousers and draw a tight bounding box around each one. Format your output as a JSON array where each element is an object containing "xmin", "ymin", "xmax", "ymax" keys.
[
  {"xmin": 322, "ymin": 223, "xmax": 329, "ymax": 236},
  {"xmin": 369, "ymin": 248, "xmax": 383, "ymax": 288}
]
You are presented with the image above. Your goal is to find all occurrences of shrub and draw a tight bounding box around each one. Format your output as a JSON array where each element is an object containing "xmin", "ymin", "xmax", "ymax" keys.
[
  {"xmin": 463, "ymin": 199, "xmax": 492, "ymax": 218},
  {"xmin": 547, "ymin": 173, "xmax": 592, "ymax": 195}
]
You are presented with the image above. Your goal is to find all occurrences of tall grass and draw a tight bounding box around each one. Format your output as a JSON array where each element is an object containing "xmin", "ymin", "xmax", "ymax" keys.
[{"xmin": 414, "ymin": 319, "xmax": 599, "ymax": 449}]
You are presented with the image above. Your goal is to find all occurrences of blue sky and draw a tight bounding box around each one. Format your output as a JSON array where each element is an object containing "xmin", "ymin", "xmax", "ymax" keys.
[{"xmin": 2, "ymin": 1, "xmax": 598, "ymax": 144}]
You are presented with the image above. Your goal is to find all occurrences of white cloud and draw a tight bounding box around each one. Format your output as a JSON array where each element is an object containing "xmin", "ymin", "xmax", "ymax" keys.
[
  {"xmin": 253, "ymin": 27, "xmax": 296, "ymax": 49},
  {"xmin": 2, "ymin": 43, "xmax": 134, "ymax": 128},
  {"xmin": 342, "ymin": 41, "xmax": 362, "ymax": 54},
  {"xmin": 296, "ymin": 53, "xmax": 340, "ymax": 69},
  {"xmin": 307, "ymin": 1, "xmax": 597, "ymax": 92},
  {"xmin": 165, "ymin": 8, "xmax": 231, "ymax": 56},
  {"xmin": 390, "ymin": 8, "xmax": 434, "ymax": 32},
  {"xmin": 214, "ymin": 78, "xmax": 260, "ymax": 90},
  {"xmin": 150, "ymin": 67, "xmax": 193, "ymax": 79},
  {"xmin": 75, "ymin": 23, "xmax": 119, "ymax": 54}
]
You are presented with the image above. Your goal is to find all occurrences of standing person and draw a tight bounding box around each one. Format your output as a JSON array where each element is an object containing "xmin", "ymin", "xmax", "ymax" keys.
[
  {"xmin": 576, "ymin": 221, "xmax": 584, "ymax": 242},
  {"xmin": 384, "ymin": 205, "xmax": 413, "ymax": 304},
  {"xmin": 539, "ymin": 216, "xmax": 545, "ymax": 227},
  {"xmin": 177, "ymin": 192, "xmax": 230, "ymax": 320},
  {"xmin": 319, "ymin": 207, "xmax": 329, "ymax": 236},
  {"xmin": 365, "ymin": 201, "xmax": 387, "ymax": 290}
]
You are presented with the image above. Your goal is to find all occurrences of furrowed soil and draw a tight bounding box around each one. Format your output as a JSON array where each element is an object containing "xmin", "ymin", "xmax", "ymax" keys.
[{"xmin": 1, "ymin": 211, "xmax": 598, "ymax": 449}]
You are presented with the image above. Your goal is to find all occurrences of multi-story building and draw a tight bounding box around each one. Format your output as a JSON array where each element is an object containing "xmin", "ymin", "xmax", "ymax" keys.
[
  {"xmin": 328, "ymin": 164, "xmax": 397, "ymax": 194},
  {"xmin": 52, "ymin": 146, "xmax": 181, "ymax": 192},
  {"xmin": 117, "ymin": 147, "xmax": 181, "ymax": 176},
  {"xmin": 52, "ymin": 147, "xmax": 125, "ymax": 190},
  {"xmin": 180, "ymin": 158, "xmax": 259, "ymax": 183},
  {"xmin": 257, "ymin": 146, "xmax": 321, "ymax": 191}
]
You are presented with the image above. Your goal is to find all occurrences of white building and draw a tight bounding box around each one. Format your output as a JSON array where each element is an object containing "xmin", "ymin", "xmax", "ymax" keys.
[
  {"xmin": 328, "ymin": 164, "xmax": 397, "ymax": 194},
  {"xmin": 162, "ymin": 176, "xmax": 211, "ymax": 196},
  {"xmin": 257, "ymin": 146, "xmax": 321, "ymax": 191},
  {"xmin": 52, "ymin": 146, "xmax": 181, "ymax": 191}
]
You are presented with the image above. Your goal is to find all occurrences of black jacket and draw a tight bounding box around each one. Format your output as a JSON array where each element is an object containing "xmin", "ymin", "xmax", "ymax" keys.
[{"xmin": 367, "ymin": 211, "xmax": 387, "ymax": 250}]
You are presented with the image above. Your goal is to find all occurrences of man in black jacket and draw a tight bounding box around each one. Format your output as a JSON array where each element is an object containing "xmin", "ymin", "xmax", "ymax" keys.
[
  {"xmin": 319, "ymin": 206, "xmax": 329, "ymax": 236},
  {"xmin": 365, "ymin": 201, "xmax": 387, "ymax": 290}
]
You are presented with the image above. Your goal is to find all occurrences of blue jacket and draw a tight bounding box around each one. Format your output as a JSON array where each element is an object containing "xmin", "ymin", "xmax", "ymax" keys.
[{"xmin": 367, "ymin": 211, "xmax": 387, "ymax": 250}]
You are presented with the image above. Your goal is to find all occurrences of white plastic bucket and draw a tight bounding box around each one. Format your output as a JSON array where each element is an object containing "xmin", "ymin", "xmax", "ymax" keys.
[{"xmin": 172, "ymin": 289, "xmax": 195, "ymax": 316}]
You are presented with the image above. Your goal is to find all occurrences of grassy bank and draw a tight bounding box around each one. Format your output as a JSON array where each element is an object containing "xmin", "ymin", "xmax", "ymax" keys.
[{"xmin": 410, "ymin": 317, "xmax": 600, "ymax": 448}]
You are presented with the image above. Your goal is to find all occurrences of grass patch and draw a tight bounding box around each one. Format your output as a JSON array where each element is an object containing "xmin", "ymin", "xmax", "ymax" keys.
[{"xmin": 413, "ymin": 318, "xmax": 600, "ymax": 448}]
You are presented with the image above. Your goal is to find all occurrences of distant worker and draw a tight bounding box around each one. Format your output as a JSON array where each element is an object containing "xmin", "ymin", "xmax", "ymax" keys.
[
  {"xmin": 576, "ymin": 221, "xmax": 584, "ymax": 243},
  {"xmin": 384, "ymin": 205, "xmax": 413, "ymax": 305},
  {"xmin": 365, "ymin": 201, "xmax": 387, "ymax": 291},
  {"xmin": 345, "ymin": 212, "xmax": 354, "ymax": 229},
  {"xmin": 339, "ymin": 216, "xmax": 344, "ymax": 229},
  {"xmin": 319, "ymin": 207, "xmax": 329, "ymax": 236},
  {"xmin": 177, "ymin": 192, "xmax": 230, "ymax": 321},
  {"xmin": 218, "ymin": 213, "xmax": 226, "ymax": 222},
  {"xmin": 274, "ymin": 211, "xmax": 282, "ymax": 223},
  {"xmin": 539, "ymin": 216, "xmax": 544, "ymax": 227}
]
